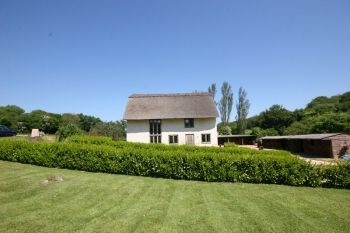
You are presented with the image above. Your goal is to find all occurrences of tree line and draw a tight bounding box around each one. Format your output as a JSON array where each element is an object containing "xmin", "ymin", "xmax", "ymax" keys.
[
  {"xmin": 0, "ymin": 106, "xmax": 126, "ymax": 140},
  {"xmin": 209, "ymin": 83, "xmax": 349, "ymax": 137},
  {"xmin": 247, "ymin": 91, "xmax": 350, "ymax": 137}
]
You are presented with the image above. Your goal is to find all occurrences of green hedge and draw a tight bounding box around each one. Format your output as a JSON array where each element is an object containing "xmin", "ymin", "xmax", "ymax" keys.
[
  {"xmin": 0, "ymin": 139, "xmax": 349, "ymax": 189},
  {"xmin": 66, "ymin": 135, "xmax": 293, "ymax": 158}
]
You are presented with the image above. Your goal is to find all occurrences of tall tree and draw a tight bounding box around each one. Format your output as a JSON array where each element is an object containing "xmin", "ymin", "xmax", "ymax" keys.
[
  {"xmin": 236, "ymin": 87, "xmax": 250, "ymax": 134},
  {"xmin": 259, "ymin": 105, "xmax": 295, "ymax": 134},
  {"xmin": 208, "ymin": 83, "xmax": 217, "ymax": 105},
  {"xmin": 218, "ymin": 81, "xmax": 233, "ymax": 124}
]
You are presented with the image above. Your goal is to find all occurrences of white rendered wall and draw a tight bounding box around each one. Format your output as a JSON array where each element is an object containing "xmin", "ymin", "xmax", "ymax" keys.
[
  {"xmin": 126, "ymin": 118, "xmax": 218, "ymax": 146},
  {"xmin": 126, "ymin": 120, "xmax": 150, "ymax": 143}
]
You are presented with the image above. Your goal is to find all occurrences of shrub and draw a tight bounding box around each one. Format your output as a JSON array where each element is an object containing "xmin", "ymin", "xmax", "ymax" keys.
[
  {"xmin": 57, "ymin": 123, "xmax": 84, "ymax": 141},
  {"xmin": 66, "ymin": 135, "xmax": 293, "ymax": 158},
  {"xmin": 0, "ymin": 138, "xmax": 349, "ymax": 188},
  {"xmin": 320, "ymin": 162, "xmax": 350, "ymax": 189}
]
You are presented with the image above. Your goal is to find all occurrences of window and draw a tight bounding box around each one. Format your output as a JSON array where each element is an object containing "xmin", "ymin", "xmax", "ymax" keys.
[
  {"xmin": 169, "ymin": 135, "xmax": 178, "ymax": 144},
  {"xmin": 150, "ymin": 119, "xmax": 161, "ymax": 143},
  {"xmin": 202, "ymin": 134, "xmax": 211, "ymax": 143},
  {"xmin": 184, "ymin": 118, "xmax": 194, "ymax": 128},
  {"xmin": 150, "ymin": 135, "xmax": 161, "ymax": 143}
]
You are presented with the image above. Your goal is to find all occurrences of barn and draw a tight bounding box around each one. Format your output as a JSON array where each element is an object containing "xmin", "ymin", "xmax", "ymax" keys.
[{"xmin": 261, "ymin": 133, "xmax": 350, "ymax": 158}]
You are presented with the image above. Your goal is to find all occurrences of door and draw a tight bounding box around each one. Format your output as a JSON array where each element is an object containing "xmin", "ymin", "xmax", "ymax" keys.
[{"xmin": 185, "ymin": 134, "xmax": 194, "ymax": 145}]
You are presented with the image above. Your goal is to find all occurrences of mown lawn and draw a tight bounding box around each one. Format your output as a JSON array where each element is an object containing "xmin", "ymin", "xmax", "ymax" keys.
[{"xmin": 0, "ymin": 161, "xmax": 349, "ymax": 233}]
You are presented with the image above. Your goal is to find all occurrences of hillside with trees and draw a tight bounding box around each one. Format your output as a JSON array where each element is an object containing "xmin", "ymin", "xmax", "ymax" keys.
[
  {"xmin": 245, "ymin": 91, "xmax": 350, "ymax": 137},
  {"xmin": 0, "ymin": 106, "xmax": 126, "ymax": 140},
  {"xmin": 213, "ymin": 90, "xmax": 349, "ymax": 137}
]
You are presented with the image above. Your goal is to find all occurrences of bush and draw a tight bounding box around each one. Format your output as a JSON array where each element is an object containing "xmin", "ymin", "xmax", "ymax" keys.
[
  {"xmin": 0, "ymin": 138, "xmax": 349, "ymax": 189},
  {"xmin": 321, "ymin": 162, "xmax": 350, "ymax": 189},
  {"xmin": 66, "ymin": 135, "xmax": 293, "ymax": 158},
  {"xmin": 57, "ymin": 123, "xmax": 84, "ymax": 141}
]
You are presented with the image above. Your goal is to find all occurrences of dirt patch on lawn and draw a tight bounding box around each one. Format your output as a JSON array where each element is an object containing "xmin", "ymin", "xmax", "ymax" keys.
[{"xmin": 42, "ymin": 175, "xmax": 64, "ymax": 185}]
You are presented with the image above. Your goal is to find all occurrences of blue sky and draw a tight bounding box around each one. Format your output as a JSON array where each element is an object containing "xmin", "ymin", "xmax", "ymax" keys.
[{"xmin": 1, "ymin": 0, "xmax": 349, "ymax": 121}]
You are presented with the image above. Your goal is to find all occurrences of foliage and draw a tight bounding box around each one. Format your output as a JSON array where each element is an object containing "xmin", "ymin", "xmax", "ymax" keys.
[
  {"xmin": 66, "ymin": 135, "xmax": 293, "ymax": 158},
  {"xmin": 208, "ymin": 83, "xmax": 217, "ymax": 105},
  {"xmin": 217, "ymin": 123, "xmax": 232, "ymax": 135},
  {"xmin": 283, "ymin": 121, "xmax": 310, "ymax": 135},
  {"xmin": 305, "ymin": 95, "xmax": 340, "ymax": 115},
  {"xmin": 251, "ymin": 127, "xmax": 279, "ymax": 139},
  {"xmin": 321, "ymin": 162, "xmax": 350, "ymax": 188},
  {"xmin": 61, "ymin": 113, "xmax": 80, "ymax": 125},
  {"xmin": 218, "ymin": 81, "xmax": 234, "ymax": 124},
  {"xmin": 17, "ymin": 110, "xmax": 61, "ymax": 134},
  {"xmin": 309, "ymin": 113, "xmax": 350, "ymax": 134},
  {"xmin": 246, "ymin": 91, "xmax": 349, "ymax": 135},
  {"xmin": 228, "ymin": 121, "xmax": 238, "ymax": 134},
  {"xmin": 0, "ymin": 105, "xmax": 25, "ymax": 129},
  {"xmin": 0, "ymin": 105, "xmax": 116, "ymax": 135},
  {"xmin": 236, "ymin": 87, "xmax": 250, "ymax": 134},
  {"xmin": 57, "ymin": 123, "xmax": 84, "ymax": 141},
  {"xmin": 1, "ymin": 136, "xmax": 349, "ymax": 189},
  {"xmin": 78, "ymin": 113, "xmax": 102, "ymax": 132},
  {"xmin": 259, "ymin": 105, "xmax": 295, "ymax": 134},
  {"xmin": 89, "ymin": 120, "xmax": 126, "ymax": 140},
  {"xmin": 337, "ymin": 91, "xmax": 350, "ymax": 112}
]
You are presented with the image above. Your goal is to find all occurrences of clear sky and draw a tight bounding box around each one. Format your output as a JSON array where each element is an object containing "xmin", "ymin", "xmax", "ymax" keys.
[{"xmin": 1, "ymin": 0, "xmax": 349, "ymax": 121}]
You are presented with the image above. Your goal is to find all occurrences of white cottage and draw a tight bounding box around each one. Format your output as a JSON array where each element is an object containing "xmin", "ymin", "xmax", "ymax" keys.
[{"xmin": 123, "ymin": 93, "xmax": 219, "ymax": 146}]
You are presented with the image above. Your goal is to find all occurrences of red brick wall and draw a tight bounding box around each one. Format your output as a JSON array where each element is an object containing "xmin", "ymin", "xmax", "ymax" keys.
[{"xmin": 329, "ymin": 134, "xmax": 350, "ymax": 158}]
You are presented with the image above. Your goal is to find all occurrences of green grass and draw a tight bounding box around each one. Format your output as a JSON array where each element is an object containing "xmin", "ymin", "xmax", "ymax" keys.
[{"xmin": 1, "ymin": 161, "xmax": 349, "ymax": 233}]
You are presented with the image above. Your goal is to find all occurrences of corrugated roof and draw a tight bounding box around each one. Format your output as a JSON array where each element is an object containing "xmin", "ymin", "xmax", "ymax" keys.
[
  {"xmin": 123, "ymin": 92, "xmax": 219, "ymax": 120},
  {"xmin": 261, "ymin": 133, "xmax": 344, "ymax": 140}
]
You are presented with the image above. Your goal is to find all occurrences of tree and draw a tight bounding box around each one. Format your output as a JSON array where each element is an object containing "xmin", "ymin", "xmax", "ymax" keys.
[
  {"xmin": 21, "ymin": 110, "xmax": 61, "ymax": 134},
  {"xmin": 251, "ymin": 127, "xmax": 279, "ymax": 139},
  {"xmin": 89, "ymin": 120, "xmax": 126, "ymax": 140},
  {"xmin": 41, "ymin": 114, "xmax": 61, "ymax": 134},
  {"xmin": 57, "ymin": 123, "xmax": 83, "ymax": 141},
  {"xmin": 259, "ymin": 105, "xmax": 295, "ymax": 134},
  {"xmin": 284, "ymin": 121, "xmax": 310, "ymax": 135},
  {"xmin": 61, "ymin": 113, "xmax": 80, "ymax": 125},
  {"xmin": 305, "ymin": 96, "xmax": 339, "ymax": 115},
  {"xmin": 236, "ymin": 87, "xmax": 250, "ymax": 134},
  {"xmin": 218, "ymin": 81, "xmax": 233, "ymax": 124},
  {"xmin": 0, "ymin": 105, "xmax": 25, "ymax": 129},
  {"xmin": 78, "ymin": 113, "xmax": 101, "ymax": 132},
  {"xmin": 337, "ymin": 91, "xmax": 350, "ymax": 112},
  {"xmin": 309, "ymin": 113, "xmax": 350, "ymax": 134},
  {"xmin": 217, "ymin": 123, "xmax": 232, "ymax": 135},
  {"xmin": 208, "ymin": 83, "xmax": 217, "ymax": 105}
]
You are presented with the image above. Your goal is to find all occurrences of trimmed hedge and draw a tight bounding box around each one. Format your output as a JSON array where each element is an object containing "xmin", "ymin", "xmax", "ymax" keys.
[
  {"xmin": 66, "ymin": 135, "xmax": 293, "ymax": 158},
  {"xmin": 0, "ymin": 139, "xmax": 349, "ymax": 189}
]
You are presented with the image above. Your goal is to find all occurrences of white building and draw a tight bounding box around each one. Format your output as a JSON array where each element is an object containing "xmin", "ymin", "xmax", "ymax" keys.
[{"xmin": 123, "ymin": 93, "xmax": 219, "ymax": 146}]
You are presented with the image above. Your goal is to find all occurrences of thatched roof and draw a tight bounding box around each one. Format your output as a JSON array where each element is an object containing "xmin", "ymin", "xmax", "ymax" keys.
[
  {"xmin": 261, "ymin": 133, "xmax": 345, "ymax": 140},
  {"xmin": 123, "ymin": 92, "xmax": 219, "ymax": 120}
]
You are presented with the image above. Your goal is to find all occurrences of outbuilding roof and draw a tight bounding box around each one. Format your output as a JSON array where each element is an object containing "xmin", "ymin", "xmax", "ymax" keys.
[
  {"xmin": 218, "ymin": 135, "xmax": 257, "ymax": 138},
  {"xmin": 261, "ymin": 133, "xmax": 344, "ymax": 140},
  {"xmin": 123, "ymin": 92, "xmax": 219, "ymax": 120}
]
